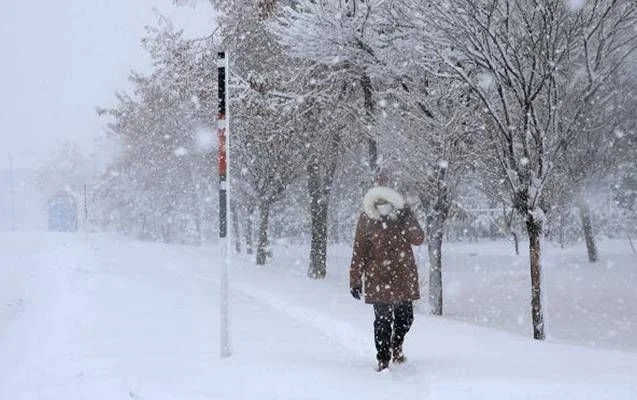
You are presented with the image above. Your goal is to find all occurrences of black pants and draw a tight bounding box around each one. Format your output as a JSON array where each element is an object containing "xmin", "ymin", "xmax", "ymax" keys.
[{"xmin": 373, "ymin": 302, "xmax": 414, "ymax": 362}]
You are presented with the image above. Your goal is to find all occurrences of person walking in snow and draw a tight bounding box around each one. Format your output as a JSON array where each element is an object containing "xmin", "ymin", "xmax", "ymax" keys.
[{"xmin": 349, "ymin": 182, "xmax": 425, "ymax": 372}]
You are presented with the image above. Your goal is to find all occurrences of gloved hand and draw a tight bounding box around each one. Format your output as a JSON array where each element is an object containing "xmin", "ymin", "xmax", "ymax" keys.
[
  {"xmin": 396, "ymin": 206, "xmax": 411, "ymax": 224},
  {"xmin": 351, "ymin": 286, "xmax": 362, "ymax": 300}
]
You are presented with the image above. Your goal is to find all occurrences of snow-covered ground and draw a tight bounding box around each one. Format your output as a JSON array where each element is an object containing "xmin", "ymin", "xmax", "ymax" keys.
[{"xmin": 1, "ymin": 232, "xmax": 636, "ymax": 399}]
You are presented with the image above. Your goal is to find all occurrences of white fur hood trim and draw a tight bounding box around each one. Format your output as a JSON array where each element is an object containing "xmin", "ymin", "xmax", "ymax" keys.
[{"xmin": 363, "ymin": 186, "xmax": 405, "ymax": 220}]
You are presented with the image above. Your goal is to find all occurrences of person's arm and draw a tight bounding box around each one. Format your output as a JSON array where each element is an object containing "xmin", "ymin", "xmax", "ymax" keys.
[
  {"xmin": 350, "ymin": 214, "xmax": 370, "ymax": 293},
  {"xmin": 401, "ymin": 207, "xmax": 425, "ymax": 245}
]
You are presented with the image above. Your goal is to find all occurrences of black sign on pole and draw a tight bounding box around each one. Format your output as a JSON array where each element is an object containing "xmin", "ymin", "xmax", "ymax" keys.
[{"xmin": 218, "ymin": 52, "xmax": 227, "ymax": 239}]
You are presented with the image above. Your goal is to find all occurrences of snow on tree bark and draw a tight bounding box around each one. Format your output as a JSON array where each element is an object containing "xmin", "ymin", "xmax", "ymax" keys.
[
  {"xmin": 527, "ymin": 216, "xmax": 545, "ymax": 341},
  {"xmin": 578, "ymin": 201, "xmax": 598, "ymax": 263},
  {"xmin": 308, "ymin": 163, "xmax": 329, "ymax": 279},
  {"xmin": 256, "ymin": 200, "xmax": 271, "ymax": 266}
]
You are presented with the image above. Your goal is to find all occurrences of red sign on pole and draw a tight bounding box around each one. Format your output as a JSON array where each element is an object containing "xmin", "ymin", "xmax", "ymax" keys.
[{"xmin": 218, "ymin": 118, "xmax": 227, "ymax": 177}]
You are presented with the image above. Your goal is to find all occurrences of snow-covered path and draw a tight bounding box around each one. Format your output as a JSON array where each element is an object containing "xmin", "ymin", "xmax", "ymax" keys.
[
  {"xmin": 0, "ymin": 233, "xmax": 364, "ymax": 399},
  {"xmin": 1, "ymin": 233, "xmax": 636, "ymax": 399}
]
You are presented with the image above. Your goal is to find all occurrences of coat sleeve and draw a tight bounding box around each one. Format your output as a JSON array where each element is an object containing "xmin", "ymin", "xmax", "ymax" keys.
[
  {"xmin": 349, "ymin": 214, "xmax": 370, "ymax": 290},
  {"xmin": 403, "ymin": 208, "xmax": 425, "ymax": 246}
]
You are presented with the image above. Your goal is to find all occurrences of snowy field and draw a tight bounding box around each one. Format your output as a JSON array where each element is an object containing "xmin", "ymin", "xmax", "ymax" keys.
[{"xmin": 1, "ymin": 232, "xmax": 636, "ymax": 399}]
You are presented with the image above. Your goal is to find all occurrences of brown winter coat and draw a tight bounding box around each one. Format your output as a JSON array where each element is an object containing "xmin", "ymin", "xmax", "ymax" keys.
[{"xmin": 349, "ymin": 186, "xmax": 425, "ymax": 304}]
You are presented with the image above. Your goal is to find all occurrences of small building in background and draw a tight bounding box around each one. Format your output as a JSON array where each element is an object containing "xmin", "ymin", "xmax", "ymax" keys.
[{"xmin": 48, "ymin": 190, "xmax": 78, "ymax": 232}]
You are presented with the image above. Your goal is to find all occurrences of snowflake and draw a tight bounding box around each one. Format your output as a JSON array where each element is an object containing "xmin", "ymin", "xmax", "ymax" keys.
[
  {"xmin": 174, "ymin": 147, "xmax": 188, "ymax": 157},
  {"xmin": 477, "ymin": 72, "xmax": 494, "ymax": 90},
  {"xmin": 566, "ymin": 0, "xmax": 586, "ymax": 11}
]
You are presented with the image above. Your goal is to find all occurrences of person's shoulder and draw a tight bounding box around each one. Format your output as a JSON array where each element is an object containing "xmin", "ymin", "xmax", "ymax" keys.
[{"xmin": 357, "ymin": 212, "xmax": 368, "ymax": 224}]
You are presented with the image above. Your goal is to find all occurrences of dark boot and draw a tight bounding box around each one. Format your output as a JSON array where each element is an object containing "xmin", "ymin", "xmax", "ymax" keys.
[
  {"xmin": 392, "ymin": 345, "xmax": 406, "ymax": 364},
  {"xmin": 376, "ymin": 359, "xmax": 390, "ymax": 372}
]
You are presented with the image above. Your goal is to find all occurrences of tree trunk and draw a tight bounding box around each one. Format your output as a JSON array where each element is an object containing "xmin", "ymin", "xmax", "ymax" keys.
[
  {"xmin": 245, "ymin": 207, "xmax": 254, "ymax": 255},
  {"xmin": 189, "ymin": 170, "xmax": 203, "ymax": 245},
  {"xmin": 307, "ymin": 133, "xmax": 340, "ymax": 279},
  {"xmin": 330, "ymin": 210, "xmax": 340, "ymax": 244},
  {"xmin": 427, "ymin": 231, "xmax": 444, "ymax": 315},
  {"xmin": 423, "ymin": 164, "xmax": 451, "ymax": 316},
  {"xmin": 308, "ymin": 163, "xmax": 329, "ymax": 279},
  {"xmin": 504, "ymin": 208, "xmax": 519, "ymax": 255},
  {"xmin": 231, "ymin": 203, "xmax": 241, "ymax": 253},
  {"xmin": 361, "ymin": 74, "xmax": 378, "ymax": 174},
  {"xmin": 628, "ymin": 234, "xmax": 637, "ymax": 255},
  {"xmin": 512, "ymin": 232, "xmax": 520, "ymax": 255},
  {"xmin": 368, "ymin": 139, "xmax": 378, "ymax": 174},
  {"xmin": 526, "ymin": 216, "xmax": 545, "ymax": 340},
  {"xmin": 308, "ymin": 194, "xmax": 329, "ymax": 279},
  {"xmin": 425, "ymin": 207, "xmax": 448, "ymax": 316},
  {"xmin": 164, "ymin": 223, "xmax": 171, "ymax": 243},
  {"xmin": 141, "ymin": 214, "xmax": 147, "ymax": 239},
  {"xmin": 579, "ymin": 202, "xmax": 598, "ymax": 263},
  {"xmin": 256, "ymin": 201, "xmax": 271, "ymax": 265},
  {"xmin": 559, "ymin": 211, "xmax": 565, "ymax": 249}
]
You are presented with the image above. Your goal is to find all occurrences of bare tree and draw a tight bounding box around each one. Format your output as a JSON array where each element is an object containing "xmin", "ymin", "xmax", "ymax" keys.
[
  {"xmin": 216, "ymin": 0, "xmax": 311, "ymax": 264},
  {"xmin": 96, "ymin": 21, "xmax": 218, "ymax": 243},
  {"xmin": 375, "ymin": 81, "xmax": 477, "ymax": 315},
  {"xmin": 274, "ymin": 0, "xmax": 386, "ymax": 172},
  {"xmin": 232, "ymin": 90, "xmax": 307, "ymax": 264},
  {"xmin": 427, "ymin": 0, "xmax": 637, "ymax": 339}
]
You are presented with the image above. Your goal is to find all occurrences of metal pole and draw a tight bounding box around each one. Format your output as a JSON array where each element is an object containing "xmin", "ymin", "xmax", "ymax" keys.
[{"xmin": 218, "ymin": 51, "xmax": 231, "ymax": 358}]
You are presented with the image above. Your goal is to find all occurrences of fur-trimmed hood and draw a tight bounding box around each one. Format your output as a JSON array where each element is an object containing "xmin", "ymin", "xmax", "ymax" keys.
[{"xmin": 362, "ymin": 186, "xmax": 405, "ymax": 220}]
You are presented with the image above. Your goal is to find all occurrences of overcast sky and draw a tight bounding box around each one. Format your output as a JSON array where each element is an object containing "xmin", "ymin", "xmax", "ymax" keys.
[{"xmin": 0, "ymin": 1, "xmax": 216, "ymax": 169}]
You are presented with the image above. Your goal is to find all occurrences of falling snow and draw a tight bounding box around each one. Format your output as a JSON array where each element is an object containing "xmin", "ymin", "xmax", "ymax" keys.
[{"xmin": 2, "ymin": 0, "xmax": 636, "ymax": 398}]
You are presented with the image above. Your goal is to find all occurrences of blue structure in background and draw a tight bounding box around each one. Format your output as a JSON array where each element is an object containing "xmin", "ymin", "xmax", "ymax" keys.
[{"xmin": 48, "ymin": 190, "xmax": 78, "ymax": 232}]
